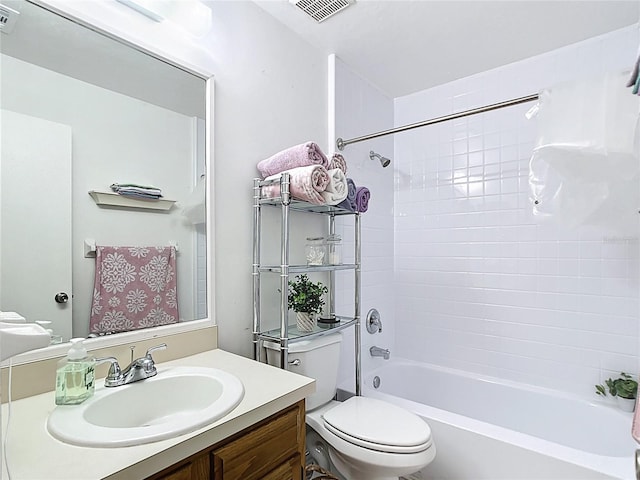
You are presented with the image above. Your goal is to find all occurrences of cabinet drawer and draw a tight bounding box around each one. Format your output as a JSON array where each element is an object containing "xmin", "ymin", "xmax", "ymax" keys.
[{"xmin": 213, "ymin": 404, "xmax": 302, "ymax": 480}]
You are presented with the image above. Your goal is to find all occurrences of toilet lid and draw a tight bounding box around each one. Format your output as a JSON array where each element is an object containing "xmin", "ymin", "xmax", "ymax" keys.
[{"xmin": 322, "ymin": 396, "xmax": 432, "ymax": 454}]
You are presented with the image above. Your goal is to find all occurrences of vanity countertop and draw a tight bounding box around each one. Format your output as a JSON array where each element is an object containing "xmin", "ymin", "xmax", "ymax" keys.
[{"xmin": 1, "ymin": 349, "xmax": 315, "ymax": 480}]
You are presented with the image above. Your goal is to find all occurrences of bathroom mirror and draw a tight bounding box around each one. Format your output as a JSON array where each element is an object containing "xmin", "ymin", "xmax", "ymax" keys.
[{"xmin": 0, "ymin": 0, "xmax": 213, "ymax": 348}]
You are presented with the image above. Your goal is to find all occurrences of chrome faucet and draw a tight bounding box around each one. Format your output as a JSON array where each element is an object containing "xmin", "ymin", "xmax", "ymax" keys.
[
  {"xmin": 369, "ymin": 345, "xmax": 390, "ymax": 360},
  {"xmin": 96, "ymin": 343, "xmax": 167, "ymax": 387}
]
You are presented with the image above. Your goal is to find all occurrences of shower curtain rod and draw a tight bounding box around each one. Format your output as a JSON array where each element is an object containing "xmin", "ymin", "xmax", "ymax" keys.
[{"xmin": 335, "ymin": 93, "xmax": 539, "ymax": 150}]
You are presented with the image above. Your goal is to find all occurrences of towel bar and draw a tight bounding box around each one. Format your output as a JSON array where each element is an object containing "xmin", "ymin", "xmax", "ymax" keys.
[{"xmin": 83, "ymin": 239, "xmax": 179, "ymax": 258}]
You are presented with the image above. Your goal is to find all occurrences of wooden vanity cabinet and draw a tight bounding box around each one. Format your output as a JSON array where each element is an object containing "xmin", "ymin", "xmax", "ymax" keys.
[{"xmin": 146, "ymin": 400, "xmax": 305, "ymax": 480}]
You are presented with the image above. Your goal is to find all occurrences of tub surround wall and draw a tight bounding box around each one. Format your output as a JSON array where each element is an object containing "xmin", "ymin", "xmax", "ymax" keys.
[
  {"xmin": 331, "ymin": 56, "xmax": 395, "ymax": 391},
  {"xmin": 394, "ymin": 25, "xmax": 640, "ymax": 398}
]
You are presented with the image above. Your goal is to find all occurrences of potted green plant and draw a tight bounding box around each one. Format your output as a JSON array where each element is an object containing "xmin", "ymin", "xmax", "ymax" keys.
[
  {"xmin": 288, "ymin": 274, "xmax": 328, "ymax": 332},
  {"xmin": 595, "ymin": 372, "xmax": 638, "ymax": 412}
]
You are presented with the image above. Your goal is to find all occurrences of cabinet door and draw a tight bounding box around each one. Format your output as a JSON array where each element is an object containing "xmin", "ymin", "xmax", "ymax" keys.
[
  {"xmin": 147, "ymin": 452, "xmax": 210, "ymax": 480},
  {"xmin": 212, "ymin": 401, "xmax": 304, "ymax": 480},
  {"xmin": 262, "ymin": 454, "xmax": 302, "ymax": 480}
]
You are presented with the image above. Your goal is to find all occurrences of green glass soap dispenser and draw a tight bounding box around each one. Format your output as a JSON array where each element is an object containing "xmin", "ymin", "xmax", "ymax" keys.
[{"xmin": 55, "ymin": 338, "xmax": 95, "ymax": 405}]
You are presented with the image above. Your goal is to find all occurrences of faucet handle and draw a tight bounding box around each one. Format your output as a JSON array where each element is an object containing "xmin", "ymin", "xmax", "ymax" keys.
[
  {"xmin": 145, "ymin": 343, "xmax": 167, "ymax": 360},
  {"xmin": 95, "ymin": 356, "xmax": 124, "ymax": 387}
]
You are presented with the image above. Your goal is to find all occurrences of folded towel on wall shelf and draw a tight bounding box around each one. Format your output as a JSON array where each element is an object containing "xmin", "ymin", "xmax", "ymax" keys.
[
  {"xmin": 329, "ymin": 153, "xmax": 347, "ymax": 174},
  {"xmin": 262, "ymin": 165, "xmax": 330, "ymax": 205},
  {"xmin": 355, "ymin": 186, "xmax": 371, "ymax": 213},
  {"xmin": 257, "ymin": 142, "xmax": 329, "ymax": 178},
  {"xmin": 336, "ymin": 177, "xmax": 357, "ymax": 211},
  {"xmin": 111, "ymin": 183, "xmax": 163, "ymax": 199},
  {"xmin": 89, "ymin": 245, "xmax": 179, "ymax": 335},
  {"xmin": 321, "ymin": 168, "xmax": 349, "ymax": 205}
]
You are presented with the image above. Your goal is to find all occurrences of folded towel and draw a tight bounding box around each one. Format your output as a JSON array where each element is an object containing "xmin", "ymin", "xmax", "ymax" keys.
[
  {"xmin": 257, "ymin": 142, "xmax": 329, "ymax": 178},
  {"xmin": 329, "ymin": 153, "xmax": 347, "ymax": 174},
  {"xmin": 355, "ymin": 186, "xmax": 370, "ymax": 213},
  {"xmin": 263, "ymin": 165, "xmax": 330, "ymax": 205},
  {"xmin": 321, "ymin": 169, "xmax": 349, "ymax": 205},
  {"xmin": 111, "ymin": 183, "xmax": 162, "ymax": 198},
  {"xmin": 336, "ymin": 178, "xmax": 357, "ymax": 211}
]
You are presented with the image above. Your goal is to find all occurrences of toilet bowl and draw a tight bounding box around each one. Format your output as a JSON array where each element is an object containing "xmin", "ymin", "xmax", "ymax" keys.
[{"xmin": 264, "ymin": 334, "xmax": 436, "ymax": 480}]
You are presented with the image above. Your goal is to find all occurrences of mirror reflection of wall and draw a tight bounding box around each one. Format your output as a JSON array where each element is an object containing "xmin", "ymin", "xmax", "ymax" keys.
[{"xmin": 0, "ymin": 0, "xmax": 207, "ymax": 341}]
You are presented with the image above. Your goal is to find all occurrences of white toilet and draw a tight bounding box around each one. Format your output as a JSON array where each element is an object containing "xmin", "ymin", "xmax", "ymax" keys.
[{"xmin": 265, "ymin": 334, "xmax": 436, "ymax": 480}]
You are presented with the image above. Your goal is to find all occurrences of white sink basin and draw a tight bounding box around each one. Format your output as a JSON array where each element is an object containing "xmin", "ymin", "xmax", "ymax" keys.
[{"xmin": 47, "ymin": 366, "xmax": 244, "ymax": 447}]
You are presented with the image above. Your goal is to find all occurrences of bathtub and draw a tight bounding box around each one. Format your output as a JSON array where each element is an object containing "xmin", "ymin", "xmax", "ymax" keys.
[{"xmin": 362, "ymin": 359, "xmax": 637, "ymax": 480}]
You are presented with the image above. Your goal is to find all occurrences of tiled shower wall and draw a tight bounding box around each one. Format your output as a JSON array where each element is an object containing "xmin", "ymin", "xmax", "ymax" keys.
[{"xmin": 394, "ymin": 25, "xmax": 640, "ymax": 398}]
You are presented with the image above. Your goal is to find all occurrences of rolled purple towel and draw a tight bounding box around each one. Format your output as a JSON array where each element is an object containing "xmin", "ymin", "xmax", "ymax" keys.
[
  {"xmin": 337, "ymin": 178, "xmax": 357, "ymax": 211},
  {"xmin": 355, "ymin": 186, "xmax": 370, "ymax": 213},
  {"xmin": 257, "ymin": 142, "xmax": 329, "ymax": 178}
]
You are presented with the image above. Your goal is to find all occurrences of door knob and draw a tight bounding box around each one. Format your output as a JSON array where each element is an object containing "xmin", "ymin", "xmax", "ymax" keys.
[{"xmin": 54, "ymin": 292, "xmax": 69, "ymax": 304}]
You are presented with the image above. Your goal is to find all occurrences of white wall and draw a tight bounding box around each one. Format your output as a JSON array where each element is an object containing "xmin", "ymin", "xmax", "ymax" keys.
[
  {"xmin": 207, "ymin": 2, "xmax": 328, "ymax": 356},
  {"xmin": 393, "ymin": 25, "xmax": 640, "ymax": 399},
  {"xmin": 332, "ymin": 57, "xmax": 395, "ymax": 392}
]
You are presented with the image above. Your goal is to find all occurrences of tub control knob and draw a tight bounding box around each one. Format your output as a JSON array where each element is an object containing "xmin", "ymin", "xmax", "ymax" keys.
[{"xmin": 366, "ymin": 308, "xmax": 382, "ymax": 334}]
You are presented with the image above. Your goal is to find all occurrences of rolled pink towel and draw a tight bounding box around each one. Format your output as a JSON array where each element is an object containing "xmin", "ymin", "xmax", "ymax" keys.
[
  {"xmin": 329, "ymin": 153, "xmax": 347, "ymax": 174},
  {"xmin": 355, "ymin": 186, "xmax": 370, "ymax": 213},
  {"xmin": 262, "ymin": 165, "xmax": 330, "ymax": 205},
  {"xmin": 257, "ymin": 142, "xmax": 329, "ymax": 178}
]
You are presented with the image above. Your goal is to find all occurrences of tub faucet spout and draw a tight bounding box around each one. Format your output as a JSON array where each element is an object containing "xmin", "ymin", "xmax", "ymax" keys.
[{"xmin": 370, "ymin": 345, "xmax": 390, "ymax": 360}]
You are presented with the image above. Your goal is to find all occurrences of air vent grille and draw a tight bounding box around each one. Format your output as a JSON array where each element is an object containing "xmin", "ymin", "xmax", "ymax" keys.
[
  {"xmin": 0, "ymin": 4, "xmax": 19, "ymax": 35},
  {"xmin": 290, "ymin": 0, "xmax": 353, "ymax": 23}
]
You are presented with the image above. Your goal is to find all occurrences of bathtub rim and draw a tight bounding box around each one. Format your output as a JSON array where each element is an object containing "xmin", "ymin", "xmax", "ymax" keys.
[{"xmin": 362, "ymin": 357, "xmax": 635, "ymax": 480}]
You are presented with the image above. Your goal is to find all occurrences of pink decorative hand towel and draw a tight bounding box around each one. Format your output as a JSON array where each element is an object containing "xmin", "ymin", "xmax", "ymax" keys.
[
  {"xmin": 90, "ymin": 246, "xmax": 178, "ymax": 334},
  {"xmin": 329, "ymin": 153, "xmax": 347, "ymax": 174},
  {"xmin": 262, "ymin": 165, "xmax": 330, "ymax": 205},
  {"xmin": 257, "ymin": 142, "xmax": 329, "ymax": 178}
]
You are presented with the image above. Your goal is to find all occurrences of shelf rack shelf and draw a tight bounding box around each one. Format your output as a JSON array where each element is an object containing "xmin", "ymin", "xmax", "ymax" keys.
[{"xmin": 252, "ymin": 174, "xmax": 361, "ymax": 396}]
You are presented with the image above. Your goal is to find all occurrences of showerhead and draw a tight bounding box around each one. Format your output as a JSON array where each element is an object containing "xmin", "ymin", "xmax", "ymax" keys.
[{"xmin": 369, "ymin": 150, "xmax": 391, "ymax": 168}]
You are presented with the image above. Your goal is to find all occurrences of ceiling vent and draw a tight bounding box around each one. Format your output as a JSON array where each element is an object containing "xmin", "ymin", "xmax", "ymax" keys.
[
  {"xmin": 0, "ymin": 4, "xmax": 19, "ymax": 35},
  {"xmin": 290, "ymin": 0, "xmax": 354, "ymax": 23}
]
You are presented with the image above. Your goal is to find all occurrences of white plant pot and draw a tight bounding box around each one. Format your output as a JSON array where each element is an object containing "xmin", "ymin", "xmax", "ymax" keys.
[
  {"xmin": 296, "ymin": 311, "xmax": 315, "ymax": 332},
  {"xmin": 616, "ymin": 396, "xmax": 636, "ymax": 412}
]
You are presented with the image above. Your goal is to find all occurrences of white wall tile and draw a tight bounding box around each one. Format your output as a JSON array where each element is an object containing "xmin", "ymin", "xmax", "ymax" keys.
[{"xmin": 393, "ymin": 24, "xmax": 640, "ymax": 399}]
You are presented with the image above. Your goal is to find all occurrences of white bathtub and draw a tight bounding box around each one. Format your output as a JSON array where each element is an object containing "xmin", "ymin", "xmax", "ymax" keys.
[{"xmin": 363, "ymin": 359, "xmax": 637, "ymax": 480}]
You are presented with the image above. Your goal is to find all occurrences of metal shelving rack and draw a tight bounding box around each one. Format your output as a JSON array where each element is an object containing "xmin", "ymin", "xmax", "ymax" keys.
[{"xmin": 252, "ymin": 173, "xmax": 361, "ymax": 396}]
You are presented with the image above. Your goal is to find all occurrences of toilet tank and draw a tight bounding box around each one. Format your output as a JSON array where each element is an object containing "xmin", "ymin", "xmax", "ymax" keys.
[{"xmin": 264, "ymin": 333, "xmax": 342, "ymax": 410}]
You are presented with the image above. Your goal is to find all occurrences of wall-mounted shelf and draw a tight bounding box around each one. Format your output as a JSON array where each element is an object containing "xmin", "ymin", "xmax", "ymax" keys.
[{"xmin": 88, "ymin": 190, "xmax": 175, "ymax": 211}]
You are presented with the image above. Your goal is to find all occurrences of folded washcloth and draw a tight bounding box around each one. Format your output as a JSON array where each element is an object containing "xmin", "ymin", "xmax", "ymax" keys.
[
  {"xmin": 329, "ymin": 153, "xmax": 347, "ymax": 174},
  {"xmin": 111, "ymin": 183, "xmax": 162, "ymax": 198},
  {"xmin": 336, "ymin": 178, "xmax": 357, "ymax": 211},
  {"xmin": 262, "ymin": 165, "xmax": 330, "ymax": 205},
  {"xmin": 321, "ymin": 169, "xmax": 349, "ymax": 205},
  {"xmin": 355, "ymin": 186, "xmax": 370, "ymax": 213},
  {"xmin": 257, "ymin": 142, "xmax": 329, "ymax": 178}
]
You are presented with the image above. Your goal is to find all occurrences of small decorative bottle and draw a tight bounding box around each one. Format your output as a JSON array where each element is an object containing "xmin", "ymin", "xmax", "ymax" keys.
[
  {"xmin": 326, "ymin": 234, "xmax": 342, "ymax": 265},
  {"xmin": 55, "ymin": 338, "xmax": 96, "ymax": 405}
]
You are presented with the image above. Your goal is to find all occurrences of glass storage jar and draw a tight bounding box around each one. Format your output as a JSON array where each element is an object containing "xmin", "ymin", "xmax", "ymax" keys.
[
  {"xmin": 305, "ymin": 237, "xmax": 326, "ymax": 265},
  {"xmin": 326, "ymin": 234, "xmax": 342, "ymax": 265}
]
